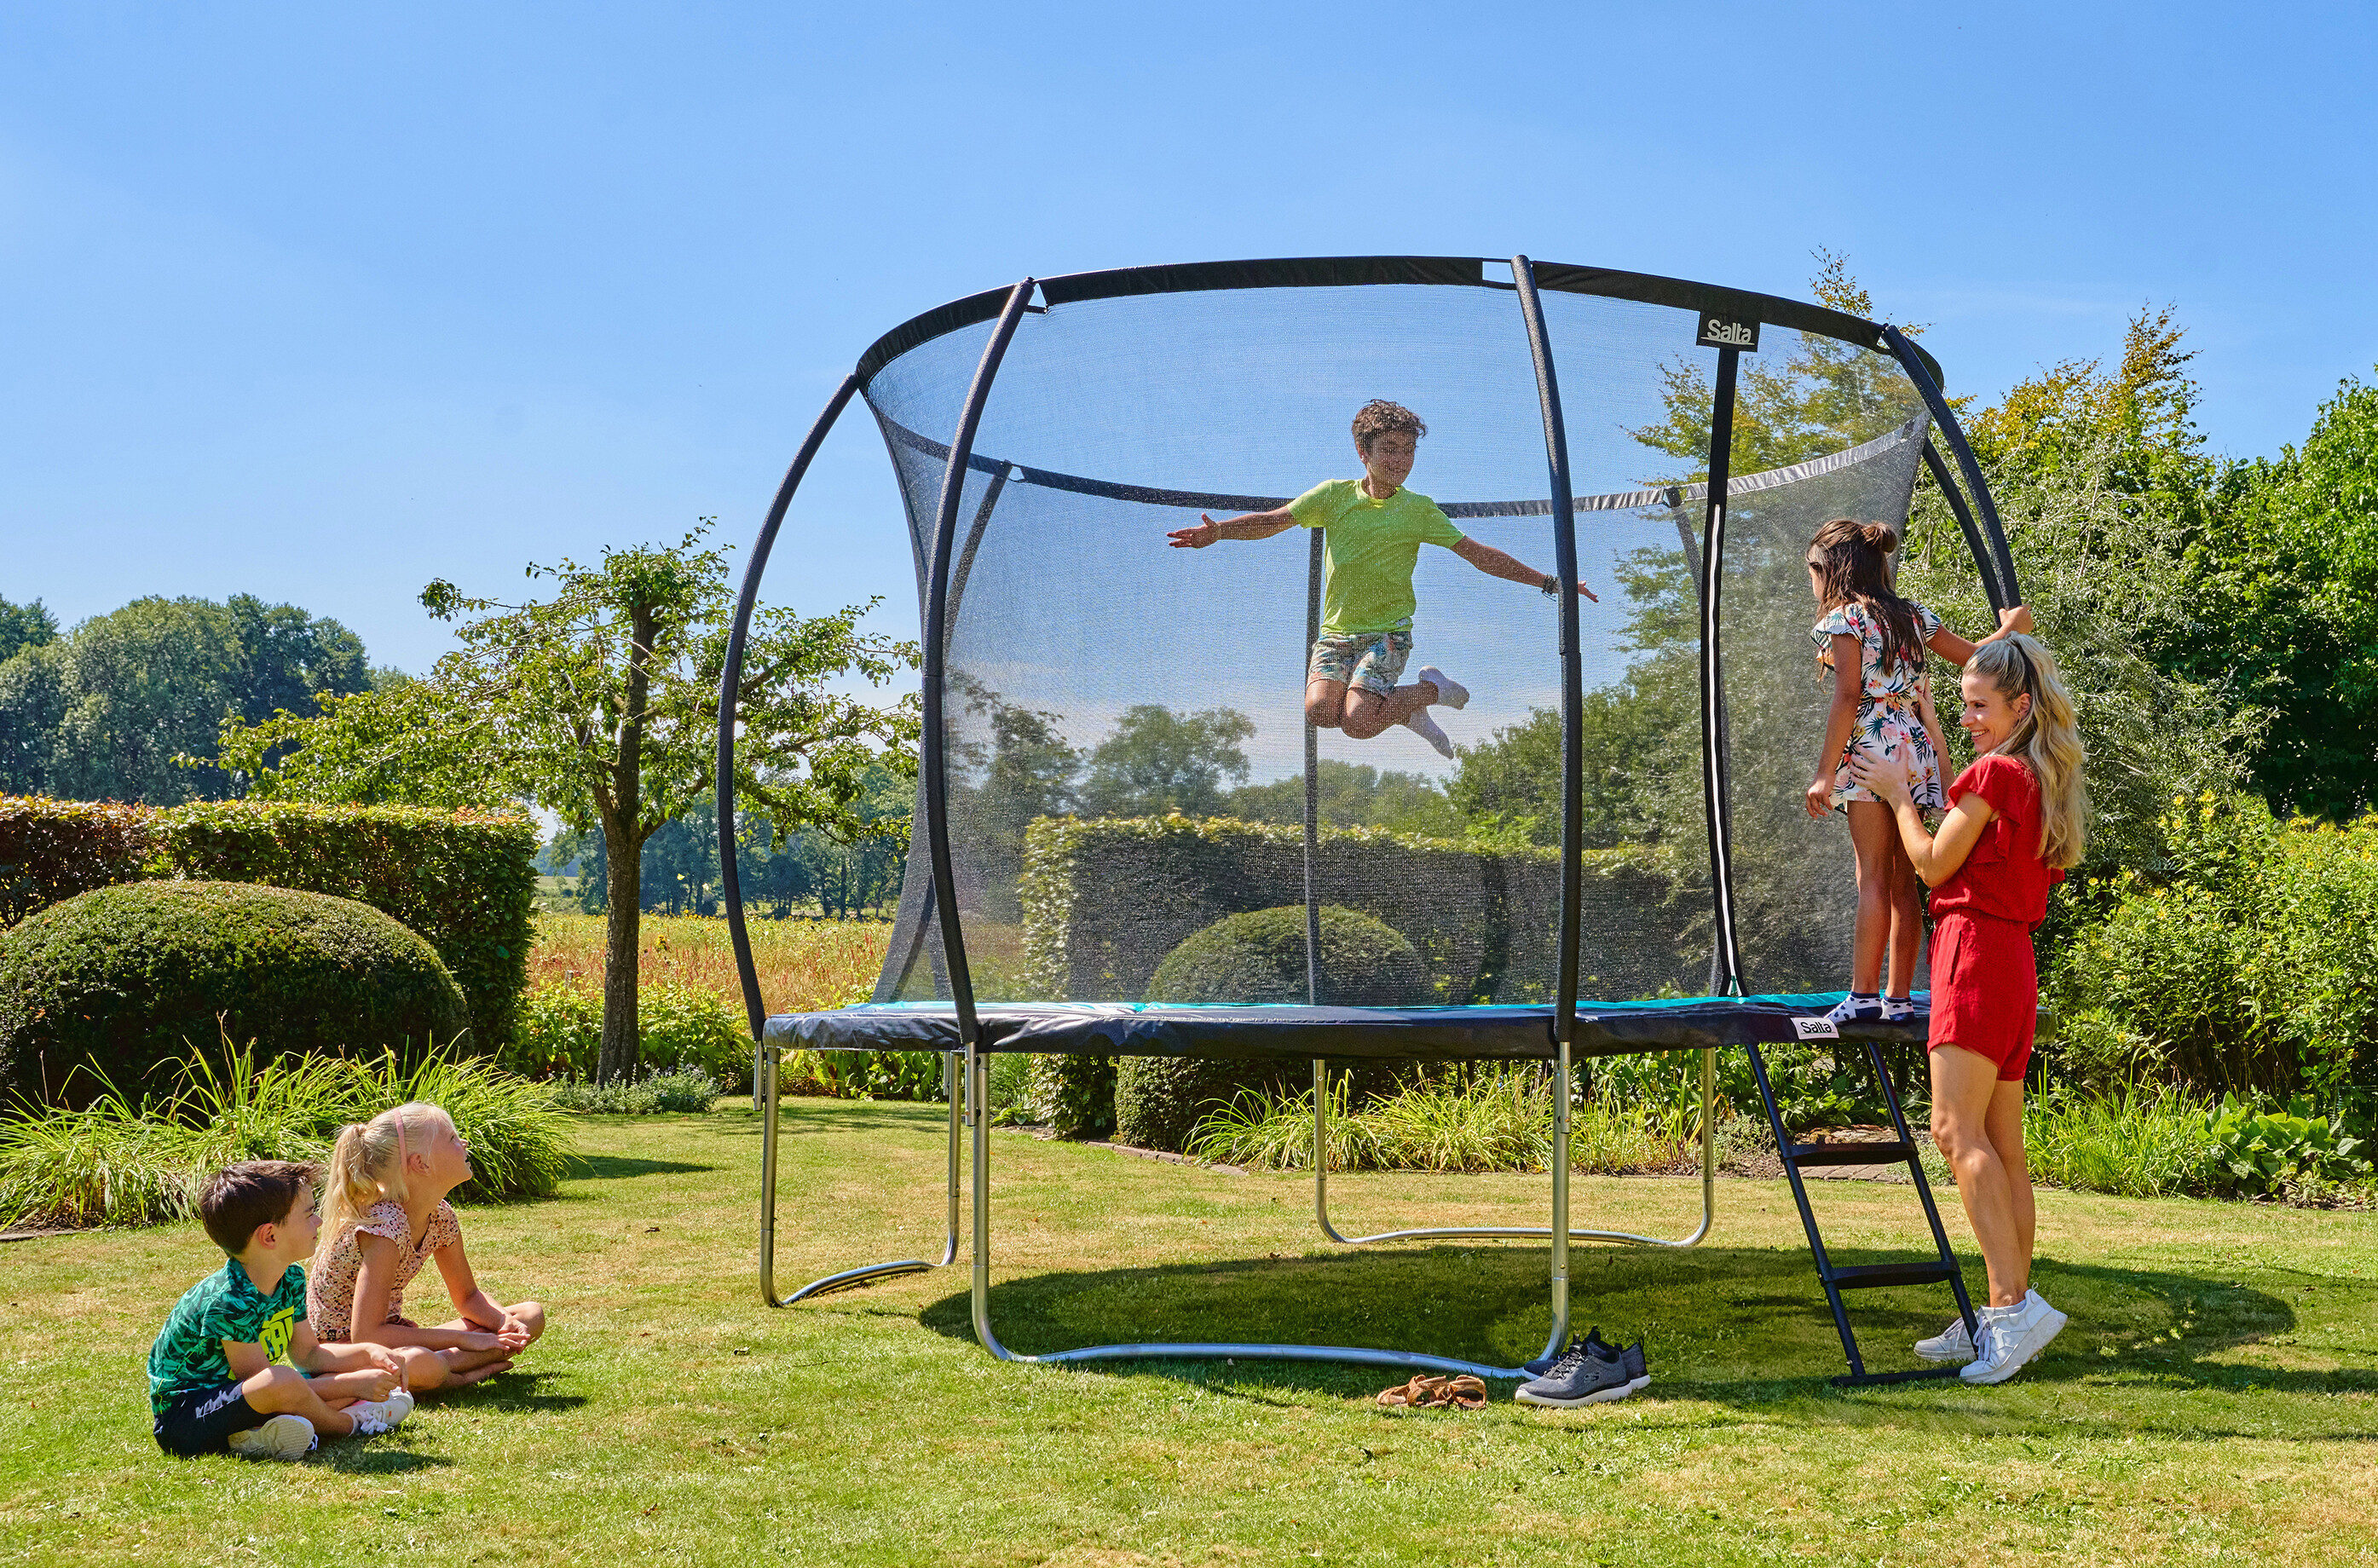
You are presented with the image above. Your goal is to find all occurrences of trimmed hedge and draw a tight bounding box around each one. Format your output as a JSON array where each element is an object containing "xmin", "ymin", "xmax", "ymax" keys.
[
  {"xmin": 0, "ymin": 881, "xmax": 468, "ymax": 1106},
  {"xmin": 1117, "ymin": 905, "xmax": 1433, "ymax": 1152},
  {"xmin": 0, "ymin": 797, "xmax": 535, "ymax": 1052}
]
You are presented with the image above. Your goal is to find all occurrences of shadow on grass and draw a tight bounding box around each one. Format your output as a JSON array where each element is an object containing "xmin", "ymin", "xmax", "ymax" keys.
[
  {"xmin": 315, "ymin": 1447, "xmax": 453, "ymax": 1473},
  {"xmin": 907, "ymin": 1242, "xmax": 2374, "ymax": 1431},
  {"xmin": 564, "ymin": 1154, "xmax": 719, "ymax": 1180},
  {"xmin": 439, "ymin": 1369, "xmax": 588, "ymax": 1415}
]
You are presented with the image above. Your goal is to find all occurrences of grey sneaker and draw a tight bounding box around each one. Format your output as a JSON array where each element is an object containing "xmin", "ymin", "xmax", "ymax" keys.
[
  {"xmin": 227, "ymin": 1414, "xmax": 316, "ymax": 1461},
  {"xmin": 1612, "ymin": 1337, "xmax": 1650, "ymax": 1393},
  {"xmin": 1515, "ymin": 1344, "xmax": 1633, "ymax": 1408},
  {"xmin": 1915, "ymin": 1314, "xmax": 1976, "ymax": 1363},
  {"xmin": 1521, "ymin": 1326, "xmax": 1622, "ymax": 1379},
  {"xmin": 343, "ymin": 1387, "xmax": 416, "ymax": 1437}
]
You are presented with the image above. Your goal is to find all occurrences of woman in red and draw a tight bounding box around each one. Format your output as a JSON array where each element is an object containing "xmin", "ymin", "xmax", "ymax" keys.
[{"xmin": 1850, "ymin": 632, "xmax": 2087, "ymax": 1385}]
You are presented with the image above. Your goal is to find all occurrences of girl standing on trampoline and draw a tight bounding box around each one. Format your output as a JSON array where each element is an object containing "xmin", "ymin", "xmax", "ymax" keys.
[
  {"xmin": 1166, "ymin": 400, "xmax": 1596, "ymax": 758},
  {"xmin": 1850, "ymin": 633, "xmax": 2086, "ymax": 1384},
  {"xmin": 1804, "ymin": 519, "xmax": 2031, "ymax": 1023}
]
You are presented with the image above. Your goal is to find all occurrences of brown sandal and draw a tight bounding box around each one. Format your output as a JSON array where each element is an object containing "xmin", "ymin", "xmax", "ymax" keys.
[
  {"xmin": 1377, "ymin": 1375, "xmax": 1440, "ymax": 1409},
  {"xmin": 1441, "ymin": 1375, "xmax": 1487, "ymax": 1409}
]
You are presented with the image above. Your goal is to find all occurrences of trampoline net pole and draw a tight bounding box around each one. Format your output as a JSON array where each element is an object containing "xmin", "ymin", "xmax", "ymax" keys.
[
  {"xmin": 1303, "ymin": 528, "xmax": 1324, "ymax": 1005},
  {"xmin": 1698, "ymin": 346, "xmax": 1746, "ymax": 996}
]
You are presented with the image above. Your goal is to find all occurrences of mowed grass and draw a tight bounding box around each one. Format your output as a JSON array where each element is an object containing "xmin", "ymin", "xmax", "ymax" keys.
[
  {"xmin": 3, "ymin": 1104, "xmax": 2375, "ymax": 1566},
  {"xmin": 527, "ymin": 913, "xmax": 886, "ymax": 1014}
]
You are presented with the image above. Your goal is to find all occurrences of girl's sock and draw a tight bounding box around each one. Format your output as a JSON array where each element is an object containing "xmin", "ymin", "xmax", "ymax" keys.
[
  {"xmin": 1882, "ymin": 994, "xmax": 1914, "ymax": 1021},
  {"xmin": 1825, "ymin": 991, "xmax": 1883, "ymax": 1023}
]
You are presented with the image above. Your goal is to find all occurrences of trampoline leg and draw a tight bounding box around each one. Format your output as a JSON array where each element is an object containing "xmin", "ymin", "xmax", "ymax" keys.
[
  {"xmin": 1308, "ymin": 1052, "xmax": 1717, "ymax": 1252},
  {"xmin": 762, "ymin": 1046, "xmax": 963, "ymax": 1306}
]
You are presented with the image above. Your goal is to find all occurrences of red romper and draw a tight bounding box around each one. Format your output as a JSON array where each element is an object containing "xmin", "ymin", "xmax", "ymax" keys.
[{"xmin": 1927, "ymin": 754, "xmax": 2063, "ymax": 1081}]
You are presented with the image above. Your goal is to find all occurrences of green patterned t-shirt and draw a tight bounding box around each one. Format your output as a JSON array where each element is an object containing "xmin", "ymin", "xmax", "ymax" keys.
[{"xmin": 147, "ymin": 1259, "xmax": 309, "ymax": 1415}]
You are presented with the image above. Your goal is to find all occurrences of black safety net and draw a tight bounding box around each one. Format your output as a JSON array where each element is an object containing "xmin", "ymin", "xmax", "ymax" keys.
[{"xmin": 851, "ymin": 262, "xmax": 1971, "ymax": 1012}]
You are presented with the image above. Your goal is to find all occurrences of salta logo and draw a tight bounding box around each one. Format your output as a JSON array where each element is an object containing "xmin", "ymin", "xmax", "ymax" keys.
[
  {"xmin": 1791, "ymin": 1016, "xmax": 1840, "ymax": 1040},
  {"xmin": 1696, "ymin": 314, "xmax": 1760, "ymax": 352}
]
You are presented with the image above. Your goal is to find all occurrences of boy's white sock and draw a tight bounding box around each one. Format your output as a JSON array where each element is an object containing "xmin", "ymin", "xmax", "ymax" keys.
[
  {"xmin": 1403, "ymin": 707, "xmax": 1455, "ymax": 759},
  {"xmin": 1417, "ymin": 666, "xmax": 1469, "ymax": 711}
]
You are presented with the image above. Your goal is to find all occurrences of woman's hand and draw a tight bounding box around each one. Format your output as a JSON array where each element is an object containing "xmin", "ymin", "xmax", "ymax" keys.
[
  {"xmin": 1804, "ymin": 772, "xmax": 1833, "ymax": 819},
  {"xmin": 1999, "ymin": 604, "xmax": 2034, "ymax": 636},
  {"xmin": 1848, "ymin": 749, "xmax": 1915, "ymax": 806}
]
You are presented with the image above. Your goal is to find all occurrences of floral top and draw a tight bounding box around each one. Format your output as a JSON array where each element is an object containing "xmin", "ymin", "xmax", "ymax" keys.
[
  {"xmin": 307, "ymin": 1199, "xmax": 463, "ymax": 1341},
  {"xmin": 1810, "ymin": 598, "xmax": 1947, "ymax": 811}
]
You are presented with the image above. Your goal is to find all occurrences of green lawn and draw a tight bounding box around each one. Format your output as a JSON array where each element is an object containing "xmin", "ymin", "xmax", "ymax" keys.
[{"xmin": 3, "ymin": 1100, "xmax": 2374, "ymax": 1565}]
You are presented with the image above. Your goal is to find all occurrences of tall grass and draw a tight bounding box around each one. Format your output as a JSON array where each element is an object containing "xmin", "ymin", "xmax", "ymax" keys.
[
  {"xmin": 2022, "ymin": 1083, "xmax": 2220, "ymax": 1199},
  {"xmin": 1187, "ymin": 1068, "xmax": 1688, "ymax": 1175},
  {"xmin": 528, "ymin": 913, "xmax": 887, "ymax": 1017},
  {"xmin": 0, "ymin": 1040, "xmax": 572, "ymax": 1231}
]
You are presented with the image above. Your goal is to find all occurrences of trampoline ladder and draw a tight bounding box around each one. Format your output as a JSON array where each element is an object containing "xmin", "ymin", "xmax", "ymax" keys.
[{"xmin": 1744, "ymin": 1036, "xmax": 1979, "ymax": 1386}]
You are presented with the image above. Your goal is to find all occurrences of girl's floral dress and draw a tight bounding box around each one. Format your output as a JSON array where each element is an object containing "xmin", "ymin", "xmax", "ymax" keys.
[{"xmin": 1811, "ymin": 598, "xmax": 1946, "ymax": 812}]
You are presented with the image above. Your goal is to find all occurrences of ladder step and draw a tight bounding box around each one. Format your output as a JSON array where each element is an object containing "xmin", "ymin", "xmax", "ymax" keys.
[
  {"xmin": 1827, "ymin": 1261, "xmax": 1958, "ymax": 1290},
  {"xmin": 1786, "ymin": 1140, "xmax": 1918, "ymax": 1167}
]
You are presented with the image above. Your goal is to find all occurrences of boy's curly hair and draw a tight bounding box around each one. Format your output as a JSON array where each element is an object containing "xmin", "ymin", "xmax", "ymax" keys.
[{"xmin": 1351, "ymin": 400, "xmax": 1426, "ymax": 454}]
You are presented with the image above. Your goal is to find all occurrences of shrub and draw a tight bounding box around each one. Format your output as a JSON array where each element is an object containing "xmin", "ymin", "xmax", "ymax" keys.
[
  {"xmin": 0, "ymin": 797, "xmax": 150, "ymax": 926},
  {"xmin": 2202, "ymin": 1093, "xmax": 2372, "ymax": 1196},
  {"xmin": 2023, "ymin": 1084, "xmax": 2219, "ymax": 1199},
  {"xmin": 0, "ymin": 1039, "xmax": 570, "ymax": 1230},
  {"xmin": 0, "ymin": 882, "xmax": 466, "ymax": 1107},
  {"xmin": 501, "ymin": 980, "xmax": 753, "ymax": 1090},
  {"xmin": 550, "ymin": 1067, "xmax": 722, "ymax": 1115},
  {"xmin": 1113, "ymin": 906, "xmax": 1430, "ymax": 1152}
]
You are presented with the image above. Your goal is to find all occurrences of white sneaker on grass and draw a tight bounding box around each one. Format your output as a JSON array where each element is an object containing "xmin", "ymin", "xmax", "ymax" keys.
[
  {"xmin": 1960, "ymin": 1291, "xmax": 2068, "ymax": 1386},
  {"xmin": 343, "ymin": 1386, "xmax": 416, "ymax": 1437},
  {"xmin": 1403, "ymin": 707, "xmax": 1455, "ymax": 759},
  {"xmin": 1418, "ymin": 666, "xmax": 1469, "ymax": 710},
  {"xmin": 1913, "ymin": 1314, "xmax": 1975, "ymax": 1363},
  {"xmin": 227, "ymin": 1414, "xmax": 317, "ymax": 1461}
]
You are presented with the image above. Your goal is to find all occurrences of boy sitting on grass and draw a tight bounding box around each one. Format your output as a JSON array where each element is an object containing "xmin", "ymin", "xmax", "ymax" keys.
[
  {"xmin": 148, "ymin": 1159, "xmax": 416, "ymax": 1461},
  {"xmin": 1166, "ymin": 399, "xmax": 1596, "ymax": 758}
]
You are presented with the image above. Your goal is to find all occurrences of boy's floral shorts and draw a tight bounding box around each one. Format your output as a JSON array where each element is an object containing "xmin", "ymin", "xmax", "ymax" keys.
[{"xmin": 1308, "ymin": 631, "xmax": 1411, "ymax": 695}]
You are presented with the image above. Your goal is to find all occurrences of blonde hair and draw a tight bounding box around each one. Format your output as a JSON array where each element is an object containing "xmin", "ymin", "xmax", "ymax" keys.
[
  {"xmin": 319, "ymin": 1101, "xmax": 453, "ymax": 1243},
  {"xmin": 1967, "ymin": 633, "xmax": 2089, "ymax": 869}
]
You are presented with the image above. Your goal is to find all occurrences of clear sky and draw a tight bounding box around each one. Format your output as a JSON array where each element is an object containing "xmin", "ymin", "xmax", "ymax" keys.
[{"xmin": 3, "ymin": 2, "xmax": 2373, "ymax": 676}]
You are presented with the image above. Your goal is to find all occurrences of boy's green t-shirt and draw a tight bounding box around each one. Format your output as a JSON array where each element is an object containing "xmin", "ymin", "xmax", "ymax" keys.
[
  {"xmin": 1289, "ymin": 479, "xmax": 1465, "ymax": 637},
  {"xmin": 147, "ymin": 1258, "xmax": 308, "ymax": 1415}
]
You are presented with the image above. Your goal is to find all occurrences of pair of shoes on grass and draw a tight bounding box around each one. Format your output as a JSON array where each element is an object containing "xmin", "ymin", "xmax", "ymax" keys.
[
  {"xmin": 224, "ymin": 1387, "xmax": 415, "ymax": 1462},
  {"xmin": 1376, "ymin": 1373, "xmax": 1487, "ymax": 1410},
  {"xmin": 1913, "ymin": 1290, "xmax": 2067, "ymax": 1385},
  {"xmin": 1402, "ymin": 666, "xmax": 1467, "ymax": 759},
  {"xmin": 1515, "ymin": 1328, "xmax": 1648, "ymax": 1409}
]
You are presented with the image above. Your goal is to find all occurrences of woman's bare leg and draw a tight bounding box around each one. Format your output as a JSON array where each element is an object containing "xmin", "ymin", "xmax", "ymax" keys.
[
  {"xmin": 1844, "ymin": 802, "xmax": 1896, "ymax": 995},
  {"xmin": 1929, "ymin": 1045, "xmax": 2029, "ymax": 1306},
  {"xmin": 1983, "ymin": 1080, "xmax": 2035, "ymax": 1270}
]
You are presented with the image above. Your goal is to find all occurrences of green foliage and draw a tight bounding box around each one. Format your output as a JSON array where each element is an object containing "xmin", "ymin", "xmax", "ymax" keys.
[
  {"xmin": 502, "ymin": 981, "xmax": 753, "ymax": 1089},
  {"xmin": 0, "ymin": 882, "xmax": 468, "ymax": 1109},
  {"xmin": 2202, "ymin": 1093, "xmax": 2372, "ymax": 1197},
  {"xmin": 208, "ymin": 677, "xmax": 506, "ymax": 810},
  {"xmin": 1079, "ymin": 705, "xmax": 1254, "ymax": 818},
  {"xmin": 0, "ymin": 594, "xmax": 371, "ymax": 804},
  {"xmin": 0, "ymin": 796, "xmax": 151, "ymax": 926},
  {"xmin": 1146, "ymin": 905, "xmax": 1430, "ymax": 1007},
  {"xmin": 1221, "ymin": 758, "xmax": 1461, "ymax": 839},
  {"xmin": 2052, "ymin": 795, "xmax": 2378, "ymax": 1097},
  {"xmin": 0, "ymin": 597, "xmax": 57, "ymax": 666},
  {"xmin": 0, "ymin": 1039, "xmax": 570, "ymax": 1230},
  {"xmin": 2022, "ymin": 1084, "xmax": 2220, "ymax": 1199},
  {"xmin": 549, "ymin": 1066, "xmax": 722, "ymax": 1115},
  {"xmin": 787, "ymin": 1046, "xmax": 944, "ymax": 1103},
  {"xmin": 150, "ymin": 800, "xmax": 537, "ymax": 1055}
]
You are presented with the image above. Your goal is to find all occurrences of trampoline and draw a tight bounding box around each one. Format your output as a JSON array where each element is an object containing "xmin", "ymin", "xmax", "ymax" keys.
[{"xmin": 719, "ymin": 256, "xmax": 2021, "ymax": 1384}]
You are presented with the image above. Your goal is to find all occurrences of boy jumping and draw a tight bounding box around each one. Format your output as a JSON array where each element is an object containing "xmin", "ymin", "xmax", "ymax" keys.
[
  {"xmin": 148, "ymin": 1160, "xmax": 416, "ymax": 1461},
  {"xmin": 1166, "ymin": 400, "xmax": 1595, "ymax": 757}
]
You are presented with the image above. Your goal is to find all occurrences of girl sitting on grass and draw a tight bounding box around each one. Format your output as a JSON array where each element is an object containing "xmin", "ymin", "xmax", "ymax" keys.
[
  {"xmin": 1850, "ymin": 633, "xmax": 2087, "ymax": 1384},
  {"xmin": 309, "ymin": 1102, "xmax": 547, "ymax": 1392}
]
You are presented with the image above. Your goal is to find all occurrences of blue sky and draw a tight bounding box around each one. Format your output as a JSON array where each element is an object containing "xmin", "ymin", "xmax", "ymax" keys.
[{"xmin": 3, "ymin": 2, "xmax": 2373, "ymax": 676}]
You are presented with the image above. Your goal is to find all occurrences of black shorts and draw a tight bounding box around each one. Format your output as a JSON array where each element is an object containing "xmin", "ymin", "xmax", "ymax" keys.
[{"xmin": 154, "ymin": 1382, "xmax": 266, "ymax": 1456}]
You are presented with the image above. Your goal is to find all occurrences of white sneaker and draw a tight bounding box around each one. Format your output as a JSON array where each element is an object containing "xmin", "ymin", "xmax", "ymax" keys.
[
  {"xmin": 227, "ymin": 1414, "xmax": 317, "ymax": 1461},
  {"xmin": 1403, "ymin": 707, "xmax": 1455, "ymax": 759},
  {"xmin": 1418, "ymin": 666, "xmax": 1469, "ymax": 710},
  {"xmin": 1960, "ymin": 1292, "xmax": 2068, "ymax": 1386},
  {"xmin": 343, "ymin": 1386, "xmax": 416, "ymax": 1437},
  {"xmin": 1913, "ymin": 1314, "xmax": 1974, "ymax": 1363}
]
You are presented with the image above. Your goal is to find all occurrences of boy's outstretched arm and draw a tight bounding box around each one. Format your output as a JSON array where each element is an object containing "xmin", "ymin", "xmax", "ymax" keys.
[
  {"xmin": 1168, "ymin": 506, "xmax": 1298, "ymax": 548},
  {"xmin": 1450, "ymin": 536, "xmax": 1597, "ymax": 600}
]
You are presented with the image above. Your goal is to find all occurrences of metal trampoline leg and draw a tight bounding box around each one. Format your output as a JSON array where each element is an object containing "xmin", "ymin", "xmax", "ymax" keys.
[{"xmin": 761, "ymin": 1046, "xmax": 964, "ymax": 1306}]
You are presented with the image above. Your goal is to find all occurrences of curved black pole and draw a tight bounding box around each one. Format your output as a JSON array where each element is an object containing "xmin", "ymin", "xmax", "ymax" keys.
[
  {"xmin": 1511, "ymin": 257, "xmax": 1584, "ymax": 1043},
  {"xmin": 1919, "ymin": 440, "xmax": 2010, "ymax": 614},
  {"xmin": 1699, "ymin": 349, "xmax": 1745, "ymax": 994},
  {"xmin": 922, "ymin": 280, "xmax": 1037, "ymax": 1046},
  {"xmin": 718, "ymin": 372, "xmax": 864, "ymax": 1043},
  {"xmin": 1302, "ymin": 528, "xmax": 1324, "ymax": 1006},
  {"xmin": 1880, "ymin": 325, "xmax": 2022, "ymax": 607}
]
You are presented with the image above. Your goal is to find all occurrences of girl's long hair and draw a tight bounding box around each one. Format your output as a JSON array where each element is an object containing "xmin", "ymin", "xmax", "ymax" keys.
[
  {"xmin": 318, "ymin": 1101, "xmax": 452, "ymax": 1246},
  {"xmin": 1809, "ymin": 518, "xmax": 1925, "ymax": 674},
  {"xmin": 1968, "ymin": 633, "xmax": 2089, "ymax": 869}
]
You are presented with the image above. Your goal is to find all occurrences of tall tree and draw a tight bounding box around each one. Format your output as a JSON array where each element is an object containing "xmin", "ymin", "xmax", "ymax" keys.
[
  {"xmin": 1077, "ymin": 705, "xmax": 1253, "ymax": 818},
  {"xmin": 0, "ymin": 597, "xmax": 57, "ymax": 666}
]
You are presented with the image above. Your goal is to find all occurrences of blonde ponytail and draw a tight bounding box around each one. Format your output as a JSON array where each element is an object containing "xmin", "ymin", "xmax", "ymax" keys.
[
  {"xmin": 1966, "ymin": 633, "xmax": 2089, "ymax": 869},
  {"xmin": 316, "ymin": 1100, "xmax": 450, "ymax": 1244}
]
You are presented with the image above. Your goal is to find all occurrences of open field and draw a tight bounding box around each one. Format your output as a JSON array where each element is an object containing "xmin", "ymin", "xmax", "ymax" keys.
[
  {"xmin": 3, "ymin": 1102, "xmax": 2374, "ymax": 1566},
  {"xmin": 527, "ymin": 913, "xmax": 887, "ymax": 1014}
]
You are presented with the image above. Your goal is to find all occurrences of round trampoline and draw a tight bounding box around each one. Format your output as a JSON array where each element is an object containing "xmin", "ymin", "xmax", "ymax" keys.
[{"xmin": 719, "ymin": 256, "xmax": 2020, "ymax": 1384}]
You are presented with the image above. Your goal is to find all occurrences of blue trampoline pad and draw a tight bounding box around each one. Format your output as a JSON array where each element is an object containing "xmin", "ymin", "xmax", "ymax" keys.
[{"xmin": 765, "ymin": 993, "xmax": 1934, "ymax": 1063}]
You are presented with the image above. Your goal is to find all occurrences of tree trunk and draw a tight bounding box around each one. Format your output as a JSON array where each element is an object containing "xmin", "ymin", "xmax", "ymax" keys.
[{"xmin": 598, "ymin": 817, "xmax": 642, "ymax": 1083}]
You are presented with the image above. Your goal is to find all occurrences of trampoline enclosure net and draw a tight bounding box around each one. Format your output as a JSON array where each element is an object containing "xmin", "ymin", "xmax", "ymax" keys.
[{"xmin": 859, "ymin": 268, "xmax": 1965, "ymax": 1008}]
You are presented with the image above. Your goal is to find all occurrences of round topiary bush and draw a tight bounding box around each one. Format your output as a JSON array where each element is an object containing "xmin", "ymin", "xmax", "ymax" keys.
[
  {"xmin": 0, "ymin": 880, "xmax": 469, "ymax": 1106},
  {"xmin": 1116, "ymin": 905, "xmax": 1433, "ymax": 1152}
]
